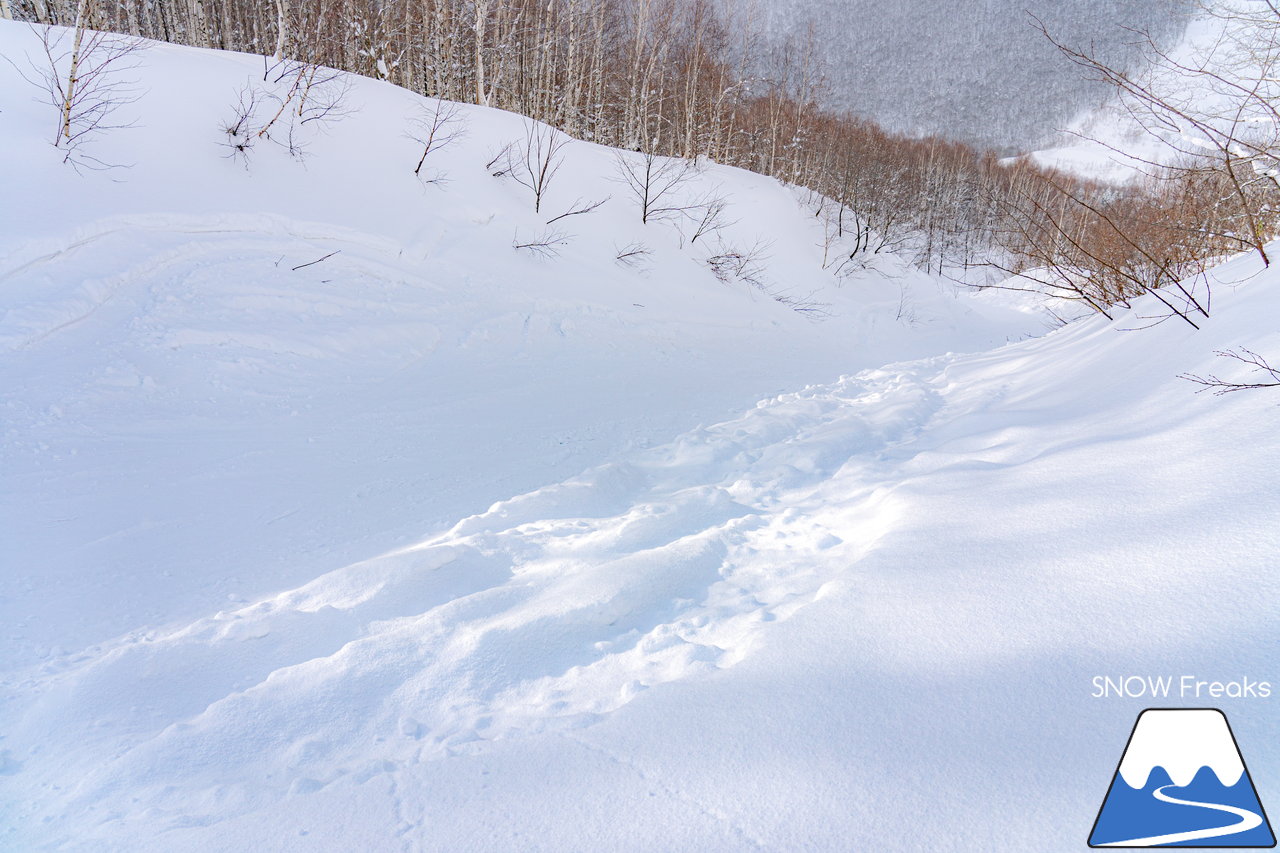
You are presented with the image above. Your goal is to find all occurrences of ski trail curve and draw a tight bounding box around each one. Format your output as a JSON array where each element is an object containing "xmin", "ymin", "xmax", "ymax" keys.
[{"xmin": 1097, "ymin": 784, "xmax": 1264, "ymax": 847}]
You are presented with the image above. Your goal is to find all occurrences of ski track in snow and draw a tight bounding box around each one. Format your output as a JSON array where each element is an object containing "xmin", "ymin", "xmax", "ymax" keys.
[{"xmin": 2, "ymin": 341, "xmax": 947, "ymax": 844}]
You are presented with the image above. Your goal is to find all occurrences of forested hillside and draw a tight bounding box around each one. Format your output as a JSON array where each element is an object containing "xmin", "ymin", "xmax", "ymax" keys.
[
  {"xmin": 747, "ymin": 0, "xmax": 1193, "ymax": 149},
  {"xmin": 6, "ymin": 0, "xmax": 1275, "ymax": 343}
]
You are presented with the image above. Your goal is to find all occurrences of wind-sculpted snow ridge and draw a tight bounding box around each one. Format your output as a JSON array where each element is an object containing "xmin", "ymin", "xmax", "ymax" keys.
[{"xmin": 3, "ymin": 360, "xmax": 944, "ymax": 846}]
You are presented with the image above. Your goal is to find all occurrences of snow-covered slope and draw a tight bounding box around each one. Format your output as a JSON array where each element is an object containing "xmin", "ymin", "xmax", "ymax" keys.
[
  {"xmin": 0, "ymin": 21, "xmax": 1045, "ymax": 669},
  {"xmin": 2, "ymin": 20, "xmax": 1278, "ymax": 853}
]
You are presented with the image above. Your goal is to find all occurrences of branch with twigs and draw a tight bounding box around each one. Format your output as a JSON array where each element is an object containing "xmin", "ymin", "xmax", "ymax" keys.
[
  {"xmin": 1180, "ymin": 348, "xmax": 1280, "ymax": 395},
  {"xmin": 513, "ymin": 228, "xmax": 570, "ymax": 259},
  {"xmin": 546, "ymin": 196, "xmax": 609, "ymax": 225},
  {"xmin": 614, "ymin": 241, "xmax": 652, "ymax": 270}
]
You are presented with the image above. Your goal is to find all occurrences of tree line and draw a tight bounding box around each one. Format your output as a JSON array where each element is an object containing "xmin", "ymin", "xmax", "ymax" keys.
[{"xmin": 8, "ymin": 0, "xmax": 1280, "ymax": 332}]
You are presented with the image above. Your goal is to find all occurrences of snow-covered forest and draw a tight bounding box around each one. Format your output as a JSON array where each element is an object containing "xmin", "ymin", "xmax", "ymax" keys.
[
  {"xmin": 747, "ymin": 0, "xmax": 1194, "ymax": 149},
  {"xmin": 7, "ymin": 0, "xmax": 1264, "ymax": 292},
  {"xmin": 2, "ymin": 0, "xmax": 1278, "ymax": 850}
]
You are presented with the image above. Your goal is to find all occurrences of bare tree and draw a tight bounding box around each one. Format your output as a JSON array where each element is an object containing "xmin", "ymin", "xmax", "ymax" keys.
[
  {"xmin": 409, "ymin": 97, "xmax": 466, "ymax": 179},
  {"xmin": 688, "ymin": 193, "xmax": 732, "ymax": 244},
  {"xmin": 504, "ymin": 119, "xmax": 570, "ymax": 213},
  {"xmin": 272, "ymin": 0, "xmax": 289, "ymax": 61},
  {"xmin": 16, "ymin": 0, "xmax": 144, "ymax": 169},
  {"xmin": 614, "ymin": 150, "xmax": 699, "ymax": 225}
]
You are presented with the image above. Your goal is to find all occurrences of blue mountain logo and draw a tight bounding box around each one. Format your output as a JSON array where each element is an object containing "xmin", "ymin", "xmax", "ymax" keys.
[{"xmin": 1090, "ymin": 708, "xmax": 1275, "ymax": 848}]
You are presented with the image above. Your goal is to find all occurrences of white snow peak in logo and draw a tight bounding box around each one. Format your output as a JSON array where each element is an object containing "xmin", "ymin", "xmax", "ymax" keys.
[{"xmin": 1089, "ymin": 709, "xmax": 1276, "ymax": 848}]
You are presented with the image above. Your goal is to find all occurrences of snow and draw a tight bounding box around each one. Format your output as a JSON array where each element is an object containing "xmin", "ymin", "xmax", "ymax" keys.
[{"xmin": 3, "ymin": 20, "xmax": 1279, "ymax": 853}]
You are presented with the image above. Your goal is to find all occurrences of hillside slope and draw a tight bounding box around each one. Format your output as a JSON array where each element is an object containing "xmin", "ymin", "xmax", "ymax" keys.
[
  {"xmin": 2, "ymin": 20, "xmax": 1278, "ymax": 853},
  {"xmin": 745, "ymin": 0, "xmax": 1191, "ymax": 150},
  {"xmin": 0, "ymin": 21, "xmax": 1043, "ymax": 667},
  {"xmin": 1031, "ymin": 9, "xmax": 1241, "ymax": 182}
]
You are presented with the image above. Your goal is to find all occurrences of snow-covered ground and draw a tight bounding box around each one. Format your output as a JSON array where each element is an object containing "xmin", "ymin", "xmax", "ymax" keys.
[{"xmin": 3, "ymin": 20, "xmax": 1278, "ymax": 852}]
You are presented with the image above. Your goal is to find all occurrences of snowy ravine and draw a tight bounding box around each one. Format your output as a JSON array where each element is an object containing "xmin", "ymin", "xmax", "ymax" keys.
[{"xmin": 3, "ymin": 21, "xmax": 1279, "ymax": 853}]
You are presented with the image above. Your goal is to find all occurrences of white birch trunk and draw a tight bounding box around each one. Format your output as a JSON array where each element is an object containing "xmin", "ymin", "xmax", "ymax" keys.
[
  {"xmin": 273, "ymin": 0, "xmax": 288, "ymax": 60},
  {"xmin": 473, "ymin": 0, "xmax": 489, "ymax": 107}
]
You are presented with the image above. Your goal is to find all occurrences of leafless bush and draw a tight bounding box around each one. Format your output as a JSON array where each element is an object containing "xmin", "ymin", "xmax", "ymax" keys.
[
  {"xmin": 688, "ymin": 194, "xmax": 733, "ymax": 244},
  {"xmin": 486, "ymin": 142, "xmax": 516, "ymax": 176},
  {"xmin": 222, "ymin": 58, "xmax": 351, "ymax": 162},
  {"xmin": 894, "ymin": 283, "xmax": 918, "ymax": 326},
  {"xmin": 704, "ymin": 240, "xmax": 771, "ymax": 290},
  {"xmin": 1181, "ymin": 348, "xmax": 1280, "ymax": 395},
  {"xmin": 262, "ymin": 60, "xmax": 350, "ymax": 141},
  {"xmin": 614, "ymin": 151, "xmax": 700, "ymax": 225},
  {"xmin": 703, "ymin": 239, "xmax": 830, "ymax": 317},
  {"xmin": 409, "ymin": 98, "xmax": 466, "ymax": 179},
  {"xmin": 14, "ymin": 4, "xmax": 144, "ymax": 170},
  {"xmin": 985, "ymin": 166, "xmax": 1233, "ymax": 328},
  {"xmin": 513, "ymin": 227, "xmax": 570, "ymax": 259},
  {"xmin": 503, "ymin": 119, "xmax": 570, "ymax": 213},
  {"xmin": 221, "ymin": 84, "xmax": 261, "ymax": 162}
]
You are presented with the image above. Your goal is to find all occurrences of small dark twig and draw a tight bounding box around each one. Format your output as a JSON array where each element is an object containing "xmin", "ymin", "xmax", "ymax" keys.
[{"xmin": 292, "ymin": 250, "xmax": 340, "ymax": 271}]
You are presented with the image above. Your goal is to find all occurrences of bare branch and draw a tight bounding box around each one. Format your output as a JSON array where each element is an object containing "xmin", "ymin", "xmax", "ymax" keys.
[
  {"xmin": 1181, "ymin": 348, "xmax": 1280, "ymax": 395},
  {"xmin": 512, "ymin": 228, "xmax": 570, "ymax": 259},
  {"xmin": 546, "ymin": 196, "xmax": 609, "ymax": 225}
]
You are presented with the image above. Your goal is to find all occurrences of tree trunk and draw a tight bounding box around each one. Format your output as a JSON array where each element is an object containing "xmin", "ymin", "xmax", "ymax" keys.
[
  {"xmin": 58, "ymin": 0, "xmax": 92, "ymax": 146},
  {"xmin": 273, "ymin": 0, "xmax": 288, "ymax": 59},
  {"xmin": 473, "ymin": 0, "xmax": 489, "ymax": 106}
]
